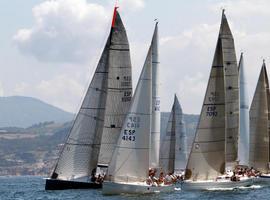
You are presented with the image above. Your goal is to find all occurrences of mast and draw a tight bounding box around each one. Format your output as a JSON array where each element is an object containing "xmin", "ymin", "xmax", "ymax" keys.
[
  {"xmin": 238, "ymin": 53, "xmax": 250, "ymax": 166},
  {"xmin": 220, "ymin": 10, "xmax": 239, "ymax": 167},
  {"xmin": 249, "ymin": 61, "xmax": 270, "ymax": 173},
  {"xmin": 150, "ymin": 22, "xmax": 161, "ymax": 168},
  {"xmin": 107, "ymin": 44, "xmax": 152, "ymax": 183},
  {"xmin": 98, "ymin": 8, "xmax": 133, "ymax": 166}
]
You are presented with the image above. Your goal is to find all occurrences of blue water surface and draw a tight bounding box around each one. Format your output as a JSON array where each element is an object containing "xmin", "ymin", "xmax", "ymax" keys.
[{"xmin": 0, "ymin": 176, "xmax": 268, "ymax": 200}]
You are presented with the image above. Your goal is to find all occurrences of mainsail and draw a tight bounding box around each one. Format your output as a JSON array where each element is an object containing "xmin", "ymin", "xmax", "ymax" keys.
[
  {"xmin": 50, "ymin": 8, "xmax": 132, "ymax": 181},
  {"xmin": 249, "ymin": 61, "xmax": 270, "ymax": 173},
  {"xmin": 185, "ymin": 11, "xmax": 239, "ymax": 181},
  {"xmin": 107, "ymin": 44, "xmax": 152, "ymax": 183},
  {"xmin": 98, "ymin": 9, "xmax": 133, "ymax": 165},
  {"xmin": 150, "ymin": 22, "xmax": 161, "ymax": 168},
  {"xmin": 219, "ymin": 11, "xmax": 239, "ymax": 165},
  {"xmin": 160, "ymin": 95, "xmax": 187, "ymax": 174},
  {"xmin": 185, "ymin": 36, "xmax": 226, "ymax": 181},
  {"xmin": 238, "ymin": 53, "xmax": 250, "ymax": 166}
]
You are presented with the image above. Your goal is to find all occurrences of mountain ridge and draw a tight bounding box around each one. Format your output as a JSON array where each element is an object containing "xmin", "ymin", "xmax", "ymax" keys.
[{"xmin": 0, "ymin": 96, "xmax": 74, "ymax": 128}]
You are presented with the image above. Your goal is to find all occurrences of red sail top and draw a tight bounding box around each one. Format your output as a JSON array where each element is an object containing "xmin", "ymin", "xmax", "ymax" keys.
[{"xmin": 111, "ymin": 7, "xmax": 119, "ymax": 28}]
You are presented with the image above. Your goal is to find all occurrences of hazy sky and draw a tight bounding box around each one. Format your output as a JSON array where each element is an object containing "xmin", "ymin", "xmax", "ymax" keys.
[{"xmin": 0, "ymin": 0, "xmax": 269, "ymax": 114}]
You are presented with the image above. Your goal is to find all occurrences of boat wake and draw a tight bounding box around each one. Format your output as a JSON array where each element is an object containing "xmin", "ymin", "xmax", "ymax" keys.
[
  {"xmin": 206, "ymin": 184, "xmax": 262, "ymax": 191},
  {"xmin": 206, "ymin": 187, "xmax": 234, "ymax": 191},
  {"xmin": 238, "ymin": 185, "xmax": 262, "ymax": 189}
]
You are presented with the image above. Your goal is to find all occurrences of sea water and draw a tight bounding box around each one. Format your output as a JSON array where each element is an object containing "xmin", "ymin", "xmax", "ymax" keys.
[{"xmin": 0, "ymin": 176, "xmax": 268, "ymax": 200}]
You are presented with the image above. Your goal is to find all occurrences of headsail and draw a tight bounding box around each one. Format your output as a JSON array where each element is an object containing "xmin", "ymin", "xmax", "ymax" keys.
[
  {"xmin": 219, "ymin": 11, "xmax": 239, "ymax": 166},
  {"xmin": 174, "ymin": 96, "xmax": 188, "ymax": 172},
  {"xmin": 98, "ymin": 9, "xmax": 133, "ymax": 165},
  {"xmin": 51, "ymin": 36, "xmax": 110, "ymax": 181},
  {"xmin": 160, "ymin": 95, "xmax": 187, "ymax": 174},
  {"xmin": 159, "ymin": 95, "xmax": 177, "ymax": 174},
  {"xmin": 238, "ymin": 53, "xmax": 250, "ymax": 166},
  {"xmin": 150, "ymin": 22, "xmax": 161, "ymax": 168},
  {"xmin": 107, "ymin": 45, "xmax": 152, "ymax": 183},
  {"xmin": 185, "ymin": 36, "xmax": 226, "ymax": 181},
  {"xmin": 249, "ymin": 61, "xmax": 270, "ymax": 173}
]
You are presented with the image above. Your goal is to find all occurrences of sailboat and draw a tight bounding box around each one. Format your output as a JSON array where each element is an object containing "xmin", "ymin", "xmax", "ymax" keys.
[
  {"xmin": 45, "ymin": 7, "xmax": 133, "ymax": 190},
  {"xmin": 103, "ymin": 23, "xmax": 175, "ymax": 195},
  {"xmin": 249, "ymin": 60, "xmax": 270, "ymax": 183},
  {"xmin": 238, "ymin": 53, "xmax": 250, "ymax": 167},
  {"xmin": 159, "ymin": 95, "xmax": 187, "ymax": 175},
  {"xmin": 183, "ymin": 10, "xmax": 252, "ymax": 190}
]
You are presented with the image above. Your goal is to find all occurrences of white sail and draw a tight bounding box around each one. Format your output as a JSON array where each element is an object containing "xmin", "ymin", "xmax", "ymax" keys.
[
  {"xmin": 219, "ymin": 11, "xmax": 239, "ymax": 166},
  {"xmin": 160, "ymin": 95, "xmax": 187, "ymax": 174},
  {"xmin": 107, "ymin": 46, "xmax": 152, "ymax": 183},
  {"xmin": 150, "ymin": 22, "xmax": 161, "ymax": 168},
  {"xmin": 52, "ymin": 37, "xmax": 110, "ymax": 181},
  {"xmin": 249, "ymin": 61, "xmax": 270, "ymax": 173},
  {"xmin": 238, "ymin": 53, "xmax": 250, "ymax": 166},
  {"xmin": 98, "ymin": 9, "xmax": 133, "ymax": 165},
  {"xmin": 174, "ymin": 96, "xmax": 188, "ymax": 172}
]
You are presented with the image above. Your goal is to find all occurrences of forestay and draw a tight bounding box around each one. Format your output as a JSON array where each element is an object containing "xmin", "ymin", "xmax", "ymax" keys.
[
  {"xmin": 249, "ymin": 62, "xmax": 270, "ymax": 173},
  {"xmin": 98, "ymin": 10, "xmax": 133, "ymax": 166},
  {"xmin": 238, "ymin": 53, "xmax": 250, "ymax": 166},
  {"xmin": 107, "ymin": 45, "xmax": 152, "ymax": 183}
]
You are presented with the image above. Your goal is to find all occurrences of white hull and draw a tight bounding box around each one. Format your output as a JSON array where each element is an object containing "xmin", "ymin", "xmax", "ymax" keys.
[
  {"xmin": 253, "ymin": 174, "xmax": 270, "ymax": 185},
  {"xmin": 182, "ymin": 178, "xmax": 253, "ymax": 191},
  {"xmin": 103, "ymin": 181, "xmax": 175, "ymax": 195}
]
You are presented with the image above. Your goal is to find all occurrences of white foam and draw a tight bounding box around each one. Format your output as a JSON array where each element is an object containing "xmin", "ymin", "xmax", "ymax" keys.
[
  {"xmin": 206, "ymin": 187, "xmax": 234, "ymax": 191},
  {"xmin": 238, "ymin": 185, "xmax": 262, "ymax": 189}
]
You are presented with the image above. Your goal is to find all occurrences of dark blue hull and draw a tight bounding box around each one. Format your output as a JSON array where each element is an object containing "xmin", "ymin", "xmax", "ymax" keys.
[{"xmin": 45, "ymin": 179, "xmax": 102, "ymax": 190}]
